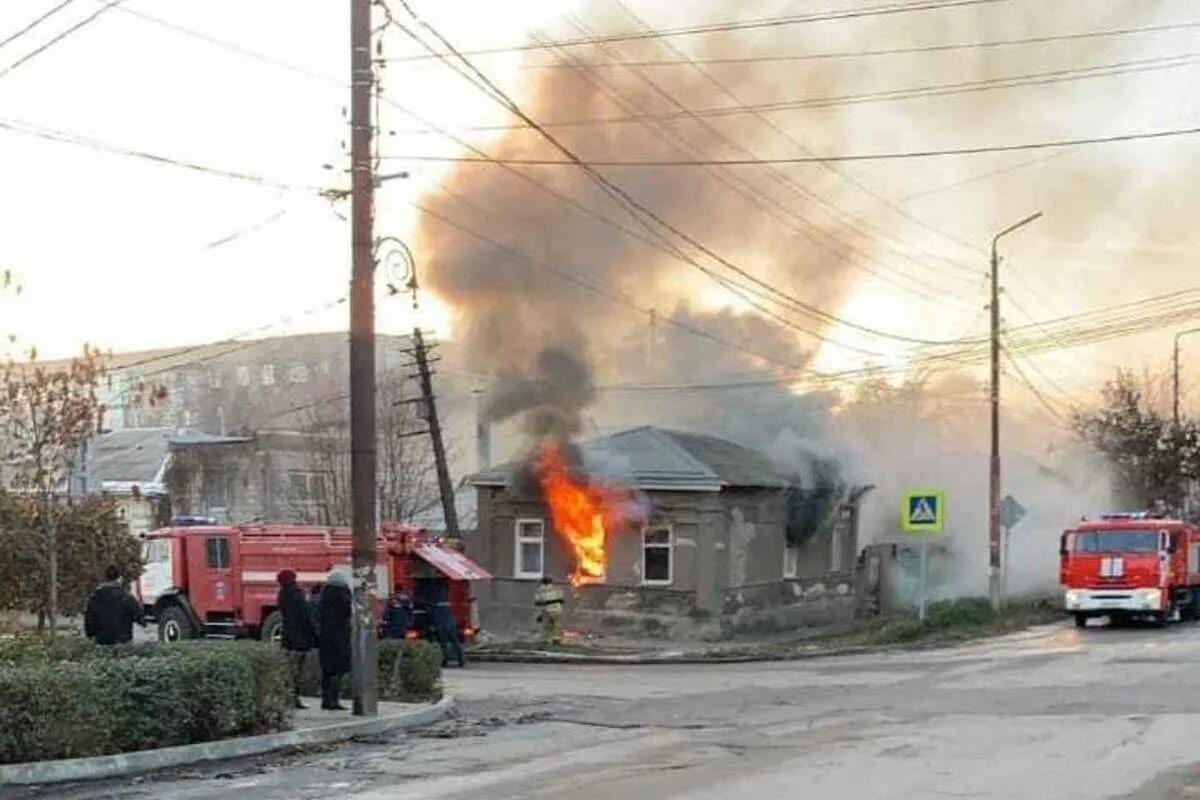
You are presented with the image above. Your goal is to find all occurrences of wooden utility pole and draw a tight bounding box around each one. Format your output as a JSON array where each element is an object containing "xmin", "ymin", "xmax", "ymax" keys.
[
  {"xmin": 349, "ymin": 0, "xmax": 378, "ymax": 717},
  {"xmin": 413, "ymin": 328, "xmax": 460, "ymax": 538},
  {"xmin": 988, "ymin": 211, "xmax": 1041, "ymax": 613}
]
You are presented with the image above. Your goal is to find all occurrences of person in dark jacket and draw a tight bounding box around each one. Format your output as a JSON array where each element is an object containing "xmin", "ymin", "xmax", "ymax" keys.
[
  {"xmin": 423, "ymin": 579, "xmax": 464, "ymax": 668},
  {"xmin": 84, "ymin": 565, "xmax": 144, "ymax": 645},
  {"xmin": 317, "ymin": 571, "xmax": 352, "ymax": 711},
  {"xmin": 276, "ymin": 569, "xmax": 317, "ymax": 709},
  {"xmin": 382, "ymin": 589, "xmax": 412, "ymax": 640}
]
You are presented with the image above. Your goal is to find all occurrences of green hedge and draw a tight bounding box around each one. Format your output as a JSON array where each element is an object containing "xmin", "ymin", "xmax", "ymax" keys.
[
  {"xmin": 298, "ymin": 639, "xmax": 443, "ymax": 703},
  {"xmin": 0, "ymin": 638, "xmax": 293, "ymax": 764}
]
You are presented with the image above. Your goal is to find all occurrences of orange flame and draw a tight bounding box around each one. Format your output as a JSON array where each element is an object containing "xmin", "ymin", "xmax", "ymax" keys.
[{"xmin": 533, "ymin": 442, "xmax": 625, "ymax": 588}]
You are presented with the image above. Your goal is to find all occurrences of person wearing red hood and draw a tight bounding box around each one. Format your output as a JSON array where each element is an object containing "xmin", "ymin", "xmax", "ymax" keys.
[{"xmin": 276, "ymin": 569, "xmax": 316, "ymax": 709}]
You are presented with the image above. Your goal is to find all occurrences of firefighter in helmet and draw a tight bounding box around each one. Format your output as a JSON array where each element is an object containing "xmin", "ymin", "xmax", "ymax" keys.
[{"xmin": 534, "ymin": 576, "xmax": 565, "ymax": 645}]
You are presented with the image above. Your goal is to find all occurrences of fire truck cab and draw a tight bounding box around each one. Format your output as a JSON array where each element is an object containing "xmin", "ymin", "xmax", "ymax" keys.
[
  {"xmin": 1060, "ymin": 512, "xmax": 1200, "ymax": 627},
  {"xmin": 137, "ymin": 520, "xmax": 490, "ymax": 642}
]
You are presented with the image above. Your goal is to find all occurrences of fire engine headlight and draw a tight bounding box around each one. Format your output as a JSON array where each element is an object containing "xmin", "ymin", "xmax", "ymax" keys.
[
  {"xmin": 1135, "ymin": 589, "xmax": 1162, "ymax": 609},
  {"xmin": 1064, "ymin": 590, "xmax": 1085, "ymax": 609}
]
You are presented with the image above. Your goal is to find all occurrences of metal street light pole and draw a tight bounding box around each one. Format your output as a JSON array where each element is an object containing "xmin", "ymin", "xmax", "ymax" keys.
[
  {"xmin": 1173, "ymin": 327, "xmax": 1200, "ymax": 426},
  {"xmin": 989, "ymin": 211, "xmax": 1042, "ymax": 613}
]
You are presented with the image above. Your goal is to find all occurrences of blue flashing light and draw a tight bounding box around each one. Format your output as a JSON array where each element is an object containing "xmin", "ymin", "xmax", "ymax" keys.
[{"xmin": 172, "ymin": 515, "xmax": 217, "ymax": 527}]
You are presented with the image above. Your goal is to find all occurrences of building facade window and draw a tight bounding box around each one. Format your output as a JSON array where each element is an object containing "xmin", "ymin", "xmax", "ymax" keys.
[
  {"xmin": 287, "ymin": 364, "xmax": 310, "ymax": 384},
  {"xmin": 287, "ymin": 471, "xmax": 329, "ymax": 520},
  {"xmin": 236, "ymin": 366, "xmax": 251, "ymax": 387},
  {"xmin": 783, "ymin": 544, "xmax": 800, "ymax": 579},
  {"xmin": 642, "ymin": 526, "xmax": 673, "ymax": 585},
  {"xmin": 261, "ymin": 365, "xmax": 276, "ymax": 386},
  {"xmin": 514, "ymin": 519, "xmax": 545, "ymax": 579}
]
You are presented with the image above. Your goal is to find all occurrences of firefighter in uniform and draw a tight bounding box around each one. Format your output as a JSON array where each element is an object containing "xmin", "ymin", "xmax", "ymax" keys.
[{"xmin": 534, "ymin": 576, "xmax": 565, "ymax": 645}]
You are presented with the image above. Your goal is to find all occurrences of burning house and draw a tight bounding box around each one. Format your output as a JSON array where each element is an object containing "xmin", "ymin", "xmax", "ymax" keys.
[{"xmin": 469, "ymin": 425, "xmax": 867, "ymax": 637}]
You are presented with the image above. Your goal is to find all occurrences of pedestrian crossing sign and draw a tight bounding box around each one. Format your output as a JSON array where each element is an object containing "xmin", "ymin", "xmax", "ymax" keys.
[{"xmin": 902, "ymin": 489, "xmax": 945, "ymax": 533}]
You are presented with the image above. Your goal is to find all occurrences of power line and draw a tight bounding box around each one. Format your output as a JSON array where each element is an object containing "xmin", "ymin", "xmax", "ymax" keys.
[
  {"xmin": 380, "ymin": 125, "xmax": 1200, "ymax": 167},
  {"xmin": 0, "ymin": 118, "xmax": 319, "ymax": 190},
  {"xmin": 0, "ymin": 0, "xmax": 79, "ymax": 50},
  {"xmin": 0, "ymin": 0, "xmax": 123, "ymax": 80},
  {"xmin": 389, "ymin": 49, "xmax": 1200, "ymax": 134},
  {"xmin": 385, "ymin": 0, "xmax": 1012, "ymax": 63},
  {"xmin": 388, "ymin": 0, "xmax": 986, "ymax": 349},
  {"xmin": 481, "ymin": 19, "xmax": 1200, "ymax": 70},
  {"xmin": 524, "ymin": 16, "xmax": 981, "ymax": 308},
  {"xmin": 1002, "ymin": 345, "xmax": 1070, "ymax": 426},
  {"xmin": 601, "ymin": 0, "xmax": 984, "ymax": 277}
]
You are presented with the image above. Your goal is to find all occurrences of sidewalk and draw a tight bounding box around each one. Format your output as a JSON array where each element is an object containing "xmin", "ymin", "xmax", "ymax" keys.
[{"xmin": 0, "ymin": 697, "xmax": 454, "ymax": 787}]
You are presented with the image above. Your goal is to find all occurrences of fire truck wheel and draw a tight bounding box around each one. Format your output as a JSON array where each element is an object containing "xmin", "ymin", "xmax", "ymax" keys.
[
  {"xmin": 158, "ymin": 606, "xmax": 195, "ymax": 642},
  {"xmin": 260, "ymin": 611, "xmax": 283, "ymax": 643},
  {"xmin": 1074, "ymin": 614, "xmax": 1088, "ymax": 628}
]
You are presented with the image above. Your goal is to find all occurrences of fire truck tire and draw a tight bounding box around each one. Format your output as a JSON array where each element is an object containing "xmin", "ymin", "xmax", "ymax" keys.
[
  {"xmin": 1073, "ymin": 614, "xmax": 1088, "ymax": 628},
  {"xmin": 158, "ymin": 606, "xmax": 196, "ymax": 642},
  {"xmin": 260, "ymin": 611, "xmax": 283, "ymax": 643}
]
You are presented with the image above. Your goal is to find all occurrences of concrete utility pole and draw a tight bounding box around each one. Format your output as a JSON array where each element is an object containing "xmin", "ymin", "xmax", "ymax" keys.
[
  {"xmin": 989, "ymin": 211, "xmax": 1042, "ymax": 613},
  {"xmin": 1173, "ymin": 327, "xmax": 1200, "ymax": 426},
  {"xmin": 349, "ymin": 0, "xmax": 378, "ymax": 717}
]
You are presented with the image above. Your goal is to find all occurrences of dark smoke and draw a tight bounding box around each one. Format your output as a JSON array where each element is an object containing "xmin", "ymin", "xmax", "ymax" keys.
[{"xmin": 483, "ymin": 346, "xmax": 596, "ymax": 440}]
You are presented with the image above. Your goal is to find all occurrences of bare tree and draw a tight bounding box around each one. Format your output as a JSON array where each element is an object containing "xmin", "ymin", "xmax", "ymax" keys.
[
  {"xmin": 292, "ymin": 371, "xmax": 443, "ymax": 525},
  {"xmin": 0, "ymin": 345, "xmax": 107, "ymax": 634}
]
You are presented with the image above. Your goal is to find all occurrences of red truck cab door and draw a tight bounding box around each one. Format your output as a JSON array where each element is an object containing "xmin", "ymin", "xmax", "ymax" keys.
[
  {"xmin": 187, "ymin": 533, "xmax": 239, "ymax": 621},
  {"xmin": 1059, "ymin": 530, "xmax": 1075, "ymax": 585}
]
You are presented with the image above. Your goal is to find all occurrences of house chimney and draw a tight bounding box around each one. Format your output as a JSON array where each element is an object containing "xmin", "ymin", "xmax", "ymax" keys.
[{"xmin": 474, "ymin": 388, "xmax": 491, "ymax": 471}]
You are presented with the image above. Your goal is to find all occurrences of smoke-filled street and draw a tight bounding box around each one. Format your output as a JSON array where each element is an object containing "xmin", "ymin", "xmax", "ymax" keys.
[{"xmin": 24, "ymin": 621, "xmax": 1200, "ymax": 800}]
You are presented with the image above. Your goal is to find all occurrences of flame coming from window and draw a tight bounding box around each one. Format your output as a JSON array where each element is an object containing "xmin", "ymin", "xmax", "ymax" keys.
[{"xmin": 533, "ymin": 441, "xmax": 626, "ymax": 588}]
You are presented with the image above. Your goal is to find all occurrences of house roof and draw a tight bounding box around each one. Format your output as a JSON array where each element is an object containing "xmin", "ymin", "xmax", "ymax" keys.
[
  {"xmin": 87, "ymin": 428, "xmax": 252, "ymax": 494},
  {"xmin": 471, "ymin": 425, "xmax": 788, "ymax": 492},
  {"xmin": 88, "ymin": 429, "xmax": 173, "ymax": 486}
]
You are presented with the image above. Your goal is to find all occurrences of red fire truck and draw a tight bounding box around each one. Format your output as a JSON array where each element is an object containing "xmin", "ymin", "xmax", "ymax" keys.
[
  {"xmin": 137, "ymin": 520, "xmax": 490, "ymax": 642},
  {"xmin": 1060, "ymin": 512, "xmax": 1200, "ymax": 627}
]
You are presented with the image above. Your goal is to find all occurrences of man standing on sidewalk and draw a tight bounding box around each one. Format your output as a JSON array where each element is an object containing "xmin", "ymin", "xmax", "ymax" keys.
[
  {"xmin": 276, "ymin": 570, "xmax": 316, "ymax": 709},
  {"xmin": 84, "ymin": 565, "xmax": 144, "ymax": 646}
]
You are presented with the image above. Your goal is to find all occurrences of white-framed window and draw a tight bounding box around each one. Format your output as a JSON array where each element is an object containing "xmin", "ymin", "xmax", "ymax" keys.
[
  {"xmin": 236, "ymin": 366, "xmax": 251, "ymax": 387},
  {"xmin": 287, "ymin": 364, "xmax": 309, "ymax": 384},
  {"xmin": 514, "ymin": 519, "xmax": 545, "ymax": 579},
  {"xmin": 209, "ymin": 369, "xmax": 223, "ymax": 389},
  {"xmin": 288, "ymin": 471, "xmax": 329, "ymax": 511},
  {"xmin": 642, "ymin": 525, "xmax": 673, "ymax": 585},
  {"xmin": 261, "ymin": 365, "xmax": 276, "ymax": 386},
  {"xmin": 783, "ymin": 544, "xmax": 800, "ymax": 579}
]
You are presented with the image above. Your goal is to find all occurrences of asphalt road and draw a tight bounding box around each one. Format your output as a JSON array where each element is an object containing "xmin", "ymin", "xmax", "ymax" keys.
[{"xmin": 16, "ymin": 620, "xmax": 1200, "ymax": 800}]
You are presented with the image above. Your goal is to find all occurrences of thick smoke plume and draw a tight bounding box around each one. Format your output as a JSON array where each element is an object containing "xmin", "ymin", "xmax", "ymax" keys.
[
  {"xmin": 411, "ymin": 1, "xmax": 1153, "ymax": 598},
  {"xmin": 483, "ymin": 347, "xmax": 595, "ymax": 441}
]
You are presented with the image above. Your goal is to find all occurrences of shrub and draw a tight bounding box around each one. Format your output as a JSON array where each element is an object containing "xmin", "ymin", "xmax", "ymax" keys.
[
  {"xmin": 0, "ymin": 639, "xmax": 292, "ymax": 764},
  {"xmin": 296, "ymin": 639, "xmax": 443, "ymax": 703},
  {"xmin": 381, "ymin": 639, "xmax": 442, "ymax": 702}
]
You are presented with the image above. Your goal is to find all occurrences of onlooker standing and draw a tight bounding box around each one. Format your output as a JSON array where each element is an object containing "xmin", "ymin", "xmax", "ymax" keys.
[
  {"xmin": 317, "ymin": 571, "xmax": 352, "ymax": 711},
  {"xmin": 276, "ymin": 569, "xmax": 316, "ymax": 709},
  {"xmin": 382, "ymin": 589, "xmax": 412, "ymax": 640},
  {"xmin": 84, "ymin": 565, "xmax": 145, "ymax": 646}
]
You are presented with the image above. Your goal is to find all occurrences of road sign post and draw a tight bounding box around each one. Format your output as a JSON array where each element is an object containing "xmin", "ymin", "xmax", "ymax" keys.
[
  {"xmin": 902, "ymin": 489, "xmax": 945, "ymax": 623},
  {"xmin": 999, "ymin": 495, "xmax": 1027, "ymax": 603}
]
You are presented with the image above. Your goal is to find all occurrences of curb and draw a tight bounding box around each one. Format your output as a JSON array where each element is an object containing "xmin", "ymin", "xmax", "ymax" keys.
[
  {"xmin": 467, "ymin": 645, "xmax": 879, "ymax": 665},
  {"xmin": 0, "ymin": 695, "xmax": 455, "ymax": 787}
]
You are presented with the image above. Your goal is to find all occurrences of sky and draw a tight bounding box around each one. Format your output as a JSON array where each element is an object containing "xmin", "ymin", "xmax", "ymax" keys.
[{"xmin": 3, "ymin": 0, "xmax": 1200, "ymax": 420}]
